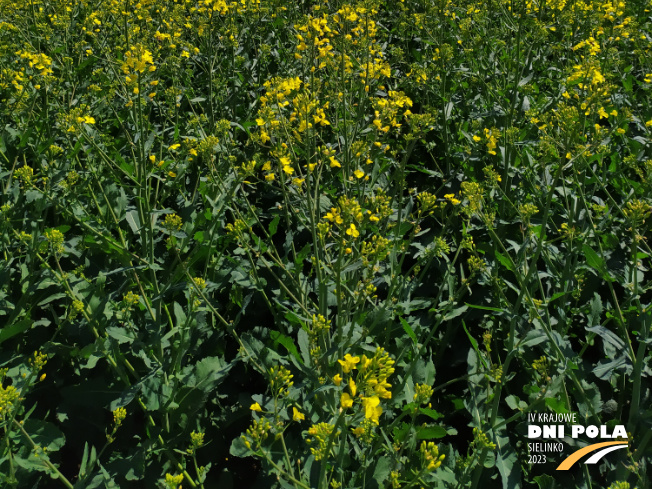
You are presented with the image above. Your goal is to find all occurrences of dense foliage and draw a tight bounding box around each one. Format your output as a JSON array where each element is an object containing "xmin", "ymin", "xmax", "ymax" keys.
[{"xmin": 0, "ymin": 0, "xmax": 651, "ymax": 487}]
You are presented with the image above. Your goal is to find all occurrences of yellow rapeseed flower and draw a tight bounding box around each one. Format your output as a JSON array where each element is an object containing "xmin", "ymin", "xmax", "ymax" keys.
[
  {"xmin": 292, "ymin": 407, "xmax": 305, "ymax": 421},
  {"xmin": 338, "ymin": 353, "xmax": 360, "ymax": 373},
  {"xmin": 361, "ymin": 396, "xmax": 382, "ymax": 424},
  {"xmin": 346, "ymin": 223, "xmax": 360, "ymax": 238},
  {"xmin": 341, "ymin": 393, "xmax": 353, "ymax": 409}
]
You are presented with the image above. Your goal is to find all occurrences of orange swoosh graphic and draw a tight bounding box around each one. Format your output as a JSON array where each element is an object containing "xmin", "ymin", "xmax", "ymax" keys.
[{"xmin": 556, "ymin": 441, "xmax": 628, "ymax": 470}]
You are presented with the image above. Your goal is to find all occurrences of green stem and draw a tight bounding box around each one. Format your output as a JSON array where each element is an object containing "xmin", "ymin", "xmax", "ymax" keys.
[{"xmin": 13, "ymin": 420, "xmax": 74, "ymax": 489}]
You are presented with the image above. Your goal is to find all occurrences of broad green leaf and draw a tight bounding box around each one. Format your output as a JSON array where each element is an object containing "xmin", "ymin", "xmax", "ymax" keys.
[
  {"xmin": 505, "ymin": 395, "xmax": 520, "ymax": 410},
  {"xmin": 229, "ymin": 436, "xmax": 251, "ymax": 457},
  {"xmin": 593, "ymin": 354, "xmax": 631, "ymax": 380},
  {"xmin": 125, "ymin": 210, "xmax": 140, "ymax": 234},
  {"xmin": 106, "ymin": 326, "xmax": 135, "ymax": 345},
  {"xmin": 583, "ymin": 244, "xmax": 605, "ymax": 272},
  {"xmin": 544, "ymin": 397, "xmax": 569, "ymax": 414},
  {"xmin": 372, "ymin": 456, "xmax": 391, "ymax": 487},
  {"xmin": 589, "ymin": 293, "xmax": 602, "ymax": 327},
  {"xmin": 495, "ymin": 434, "xmax": 521, "ymax": 489},
  {"xmin": 22, "ymin": 419, "xmax": 66, "ymax": 452},
  {"xmin": 534, "ymin": 474, "xmax": 556, "ymax": 489},
  {"xmin": 270, "ymin": 330, "xmax": 302, "ymax": 363},
  {"xmin": 418, "ymin": 408, "xmax": 443, "ymax": 420},
  {"xmin": 483, "ymin": 450, "xmax": 496, "ymax": 468},
  {"xmin": 109, "ymin": 383, "xmax": 142, "ymax": 411},
  {"xmin": 0, "ymin": 319, "xmax": 31, "ymax": 345},
  {"xmin": 517, "ymin": 329, "xmax": 548, "ymax": 349},
  {"xmin": 416, "ymin": 425, "xmax": 447, "ymax": 439},
  {"xmin": 190, "ymin": 356, "xmax": 232, "ymax": 393},
  {"xmin": 393, "ymin": 422, "xmax": 412, "ymax": 442},
  {"xmin": 585, "ymin": 326, "xmax": 624, "ymax": 350}
]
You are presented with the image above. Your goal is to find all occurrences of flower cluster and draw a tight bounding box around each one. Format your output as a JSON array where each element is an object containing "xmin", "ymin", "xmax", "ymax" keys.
[
  {"xmin": 337, "ymin": 348, "xmax": 395, "ymax": 425},
  {"xmin": 242, "ymin": 418, "xmax": 271, "ymax": 450},
  {"xmin": 420, "ymin": 440, "xmax": 446, "ymax": 471},
  {"xmin": 306, "ymin": 422, "xmax": 337, "ymax": 461},
  {"xmin": 44, "ymin": 229, "xmax": 65, "ymax": 254},
  {"xmin": 0, "ymin": 383, "xmax": 20, "ymax": 420},
  {"xmin": 269, "ymin": 366, "xmax": 294, "ymax": 398}
]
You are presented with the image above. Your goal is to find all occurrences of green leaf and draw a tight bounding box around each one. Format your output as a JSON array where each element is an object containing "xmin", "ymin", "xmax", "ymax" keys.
[
  {"xmin": 13, "ymin": 454, "xmax": 50, "ymax": 473},
  {"xmin": 173, "ymin": 302, "xmax": 187, "ymax": 327},
  {"xmin": 372, "ymin": 456, "xmax": 391, "ymax": 487},
  {"xmin": 399, "ymin": 317, "xmax": 417, "ymax": 344},
  {"xmin": 0, "ymin": 319, "xmax": 31, "ymax": 345},
  {"xmin": 37, "ymin": 292, "xmax": 66, "ymax": 307},
  {"xmin": 268, "ymin": 215, "xmax": 280, "ymax": 236},
  {"xmin": 109, "ymin": 383, "xmax": 142, "ymax": 411},
  {"xmin": 548, "ymin": 291, "xmax": 569, "ymax": 304},
  {"xmin": 495, "ymin": 434, "xmax": 521, "ymax": 489},
  {"xmin": 585, "ymin": 326, "xmax": 624, "ymax": 350},
  {"xmin": 588, "ymin": 293, "xmax": 603, "ymax": 328},
  {"xmin": 505, "ymin": 395, "xmax": 519, "ymax": 410},
  {"xmin": 229, "ymin": 436, "xmax": 251, "ymax": 457},
  {"xmin": 483, "ymin": 450, "xmax": 496, "ymax": 468},
  {"xmin": 79, "ymin": 442, "xmax": 97, "ymax": 479},
  {"xmin": 534, "ymin": 474, "xmax": 556, "ymax": 489},
  {"xmin": 622, "ymin": 74, "xmax": 633, "ymax": 93},
  {"xmin": 190, "ymin": 356, "xmax": 233, "ymax": 393},
  {"xmin": 393, "ymin": 422, "xmax": 412, "ymax": 442},
  {"xmin": 270, "ymin": 330, "xmax": 302, "ymax": 363},
  {"xmin": 444, "ymin": 305, "xmax": 468, "ymax": 320},
  {"xmin": 105, "ymin": 448, "xmax": 146, "ymax": 481},
  {"xmin": 106, "ymin": 326, "xmax": 135, "ymax": 345},
  {"xmin": 294, "ymin": 243, "xmax": 311, "ymax": 267},
  {"xmin": 462, "ymin": 321, "xmax": 488, "ymax": 369},
  {"xmin": 544, "ymin": 397, "xmax": 569, "ymax": 414},
  {"xmin": 125, "ymin": 210, "xmax": 140, "ymax": 234},
  {"xmin": 517, "ymin": 329, "xmax": 548, "ymax": 349},
  {"xmin": 494, "ymin": 251, "xmax": 514, "ymax": 271},
  {"xmin": 418, "ymin": 408, "xmax": 443, "ymax": 420},
  {"xmin": 278, "ymin": 479, "xmax": 297, "ymax": 489},
  {"xmin": 22, "ymin": 419, "xmax": 66, "ymax": 452},
  {"xmin": 465, "ymin": 303, "xmax": 503, "ymax": 312},
  {"xmin": 284, "ymin": 311, "xmax": 306, "ymax": 327},
  {"xmin": 593, "ymin": 354, "xmax": 631, "ymax": 380},
  {"xmin": 583, "ymin": 244, "xmax": 605, "ymax": 272},
  {"xmin": 416, "ymin": 425, "xmax": 447, "ymax": 439},
  {"xmin": 85, "ymin": 462, "xmax": 114, "ymax": 488},
  {"xmin": 297, "ymin": 328, "xmax": 311, "ymax": 365}
]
